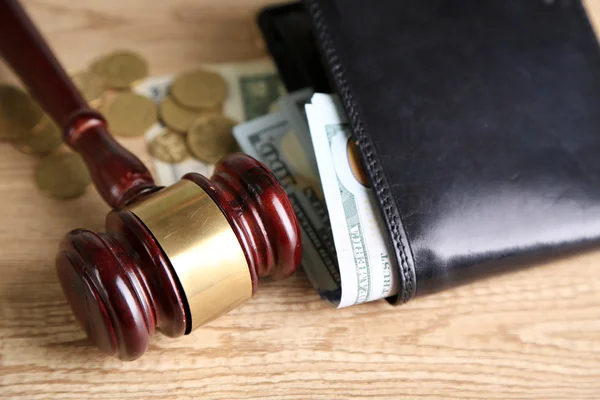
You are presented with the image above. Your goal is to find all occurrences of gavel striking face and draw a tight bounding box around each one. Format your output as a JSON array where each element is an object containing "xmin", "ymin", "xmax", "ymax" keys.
[{"xmin": 0, "ymin": 0, "xmax": 302, "ymax": 360}]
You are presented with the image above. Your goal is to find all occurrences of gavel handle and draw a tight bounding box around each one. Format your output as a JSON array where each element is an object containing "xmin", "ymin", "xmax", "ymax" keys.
[{"xmin": 0, "ymin": 0, "xmax": 156, "ymax": 208}]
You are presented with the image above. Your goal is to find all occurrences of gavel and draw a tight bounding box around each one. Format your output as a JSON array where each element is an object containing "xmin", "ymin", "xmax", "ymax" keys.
[{"xmin": 0, "ymin": 0, "xmax": 302, "ymax": 360}]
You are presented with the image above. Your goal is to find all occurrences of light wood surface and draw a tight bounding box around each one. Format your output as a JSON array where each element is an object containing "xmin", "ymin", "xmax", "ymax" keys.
[{"xmin": 1, "ymin": 1, "xmax": 600, "ymax": 399}]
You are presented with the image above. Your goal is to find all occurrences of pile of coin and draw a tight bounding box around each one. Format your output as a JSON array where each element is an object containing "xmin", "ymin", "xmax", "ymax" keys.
[
  {"xmin": 0, "ymin": 50, "xmax": 149, "ymax": 199},
  {"xmin": 0, "ymin": 84, "xmax": 91, "ymax": 199},
  {"xmin": 0, "ymin": 50, "xmax": 152, "ymax": 199},
  {"xmin": 77, "ymin": 49, "xmax": 240, "ymax": 165},
  {"xmin": 0, "ymin": 48, "xmax": 241, "ymax": 200},
  {"xmin": 89, "ymin": 50, "xmax": 156, "ymax": 137},
  {"xmin": 85, "ymin": 49, "xmax": 239, "ymax": 166},
  {"xmin": 149, "ymin": 68, "xmax": 238, "ymax": 165}
]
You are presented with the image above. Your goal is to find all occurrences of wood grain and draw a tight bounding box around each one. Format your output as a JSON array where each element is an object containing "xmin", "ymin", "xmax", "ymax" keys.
[{"xmin": 1, "ymin": 0, "xmax": 600, "ymax": 399}]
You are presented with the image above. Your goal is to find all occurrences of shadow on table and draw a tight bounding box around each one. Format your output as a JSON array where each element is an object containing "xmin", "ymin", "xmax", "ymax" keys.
[{"xmin": 413, "ymin": 240, "xmax": 600, "ymax": 299}]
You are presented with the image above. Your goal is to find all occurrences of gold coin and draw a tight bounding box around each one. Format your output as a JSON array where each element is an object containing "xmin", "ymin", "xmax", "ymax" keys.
[
  {"xmin": 35, "ymin": 152, "xmax": 91, "ymax": 199},
  {"xmin": 90, "ymin": 50, "xmax": 149, "ymax": 89},
  {"xmin": 12, "ymin": 114, "xmax": 62, "ymax": 155},
  {"xmin": 186, "ymin": 115, "xmax": 237, "ymax": 164},
  {"xmin": 170, "ymin": 69, "xmax": 227, "ymax": 110},
  {"xmin": 148, "ymin": 129, "xmax": 190, "ymax": 163},
  {"xmin": 100, "ymin": 92, "xmax": 157, "ymax": 137},
  {"xmin": 0, "ymin": 84, "xmax": 44, "ymax": 141},
  {"xmin": 159, "ymin": 95, "xmax": 202, "ymax": 133},
  {"xmin": 71, "ymin": 70, "xmax": 106, "ymax": 107}
]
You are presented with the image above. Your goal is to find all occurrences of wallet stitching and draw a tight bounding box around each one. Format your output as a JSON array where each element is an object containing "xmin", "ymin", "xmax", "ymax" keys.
[
  {"xmin": 305, "ymin": 0, "xmax": 599, "ymax": 304},
  {"xmin": 306, "ymin": 0, "xmax": 417, "ymax": 303}
]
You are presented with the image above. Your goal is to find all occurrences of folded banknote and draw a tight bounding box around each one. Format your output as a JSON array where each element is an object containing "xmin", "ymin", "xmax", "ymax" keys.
[{"xmin": 235, "ymin": 91, "xmax": 398, "ymax": 307}]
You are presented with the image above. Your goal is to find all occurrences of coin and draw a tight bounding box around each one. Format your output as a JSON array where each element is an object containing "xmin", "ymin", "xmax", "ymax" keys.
[
  {"xmin": 158, "ymin": 95, "xmax": 202, "ymax": 133},
  {"xmin": 0, "ymin": 84, "xmax": 44, "ymax": 141},
  {"xmin": 35, "ymin": 152, "xmax": 91, "ymax": 199},
  {"xmin": 186, "ymin": 115, "xmax": 237, "ymax": 163},
  {"xmin": 12, "ymin": 114, "xmax": 62, "ymax": 155},
  {"xmin": 71, "ymin": 70, "xmax": 106, "ymax": 107},
  {"xmin": 170, "ymin": 69, "xmax": 227, "ymax": 110},
  {"xmin": 148, "ymin": 129, "xmax": 190, "ymax": 163},
  {"xmin": 90, "ymin": 50, "xmax": 149, "ymax": 89},
  {"xmin": 200, "ymin": 102, "xmax": 224, "ymax": 115},
  {"xmin": 100, "ymin": 92, "xmax": 157, "ymax": 137}
]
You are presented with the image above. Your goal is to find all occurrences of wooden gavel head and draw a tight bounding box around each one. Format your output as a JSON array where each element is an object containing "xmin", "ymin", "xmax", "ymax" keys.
[
  {"xmin": 56, "ymin": 153, "xmax": 301, "ymax": 360},
  {"xmin": 0, "ymin": 0, "xmax": 302, "ymax": 360}
]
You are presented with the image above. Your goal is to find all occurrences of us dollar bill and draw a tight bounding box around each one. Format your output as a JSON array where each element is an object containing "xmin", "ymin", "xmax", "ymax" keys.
[
  {"xmin": 305, "ymin": 94, "xmax": 399, "ymax": 307},
  {"xmin": 233, "ymin": 113, "xmax": 342, "ymax": 303},
  {"xmin": 135, "ymin": 59, "xmax": 284, "ymax": 185},
  {"xmin": 234, "ymin": 90, "xmax": 398, "ymax": 307}
]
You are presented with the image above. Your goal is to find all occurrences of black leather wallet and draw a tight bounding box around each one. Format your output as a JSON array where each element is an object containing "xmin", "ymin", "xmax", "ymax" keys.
[{"xmin": 260, "ymin": 0, "xmax": 600, "ymax": 305}]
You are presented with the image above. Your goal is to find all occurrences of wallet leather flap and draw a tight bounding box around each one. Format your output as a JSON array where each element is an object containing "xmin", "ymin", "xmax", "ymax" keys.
[{"xmin": 305, "ymin": 0, "xmax": 600, "ymax": 302}]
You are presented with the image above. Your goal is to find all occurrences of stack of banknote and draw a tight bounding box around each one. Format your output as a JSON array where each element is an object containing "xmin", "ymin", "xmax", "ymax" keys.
[{"xmin": 234, "ymin": 90, "xmax": 399, "ymax": 308}]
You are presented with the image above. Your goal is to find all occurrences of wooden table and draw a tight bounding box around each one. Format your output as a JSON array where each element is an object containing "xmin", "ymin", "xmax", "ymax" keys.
[{"xmin": 1, "ymin": 1, "xmax": 600, "ymax": 398}]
